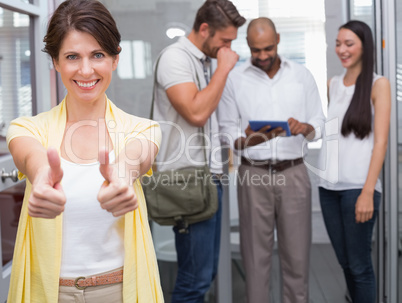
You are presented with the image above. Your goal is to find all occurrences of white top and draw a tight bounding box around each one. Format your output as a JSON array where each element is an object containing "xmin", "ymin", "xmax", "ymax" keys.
[
  {"xmin": 154, "ymin": 36, "xmax": 223, "ymax": 173},
  {"xmin": 60, "ymin": 151, "xmax": 125, "ymax": 277},
  {"xmin": 218, "ymin": 56, "xmax": 325, "ymax": 161},
  {"xmin": 317, "ymin": 73, "xmax": 382, "ymax": 192}
]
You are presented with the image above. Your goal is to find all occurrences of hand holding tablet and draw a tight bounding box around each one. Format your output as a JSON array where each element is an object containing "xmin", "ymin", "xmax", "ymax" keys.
[{"xmin": 249, "ymin": 120, "xmax": 291, "ymax": 136}]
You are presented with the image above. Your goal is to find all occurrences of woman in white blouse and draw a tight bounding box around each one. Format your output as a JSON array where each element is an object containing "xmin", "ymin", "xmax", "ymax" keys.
[{"xmin": 318, "ymin": 20, "xmax": 391, "ymax": 303}]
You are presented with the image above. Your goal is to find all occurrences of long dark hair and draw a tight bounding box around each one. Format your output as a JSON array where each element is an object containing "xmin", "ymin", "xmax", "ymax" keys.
[{"xmin": 340, "ymin": 20, "xmax": 374, "ymax": 139}]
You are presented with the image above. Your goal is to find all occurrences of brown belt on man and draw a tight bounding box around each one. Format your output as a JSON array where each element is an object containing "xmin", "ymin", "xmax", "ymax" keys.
[
  {"xmin": 241, "ymin": 157, "xmax": 304, "ymax": 173},
  {"xmin": 59, "ymin": 269, "xmax": 123, "ymax": 290}
]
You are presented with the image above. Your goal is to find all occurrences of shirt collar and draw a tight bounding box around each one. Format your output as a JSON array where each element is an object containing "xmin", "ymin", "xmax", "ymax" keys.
[
  {"xmin": 243, "ymin": 55, "xmax": 290, "ymax": 74},
  {"xmin": 177, "ymin": 36, "xmax": 206, "ymax": 61}
]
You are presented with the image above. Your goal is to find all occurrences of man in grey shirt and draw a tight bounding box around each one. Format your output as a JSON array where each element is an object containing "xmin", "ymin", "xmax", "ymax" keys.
[{"xmin": 152, "ymin": 1, "xmax": 245, "ymax": 302}]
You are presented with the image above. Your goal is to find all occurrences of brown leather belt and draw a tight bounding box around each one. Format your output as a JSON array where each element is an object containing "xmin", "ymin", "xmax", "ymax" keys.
[
  {"xmin": 241, "ymin": 157, "xmax": 304, "ymax": 173},
  {"xmin": 59, "ymin": 269, "xmax": 123, "ymax": 290}
]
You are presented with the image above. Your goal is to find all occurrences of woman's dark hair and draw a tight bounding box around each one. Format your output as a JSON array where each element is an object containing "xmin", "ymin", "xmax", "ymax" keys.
[
  {"xmin": 43, "ymin": 0, "xmax": 121, "ymax": 61},
  {"xmin": 340, "ymin": 20, "xmax": 374, "ymax": 139},
  {"xmin": 193, "ymin": 0, "xmax": 246, "ymax": 35}
]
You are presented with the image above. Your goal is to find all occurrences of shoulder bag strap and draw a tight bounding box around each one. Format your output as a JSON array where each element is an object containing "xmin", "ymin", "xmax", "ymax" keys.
[{"xmin": 151, "ymin": 47, "xmax": 208, "ymax": 163}]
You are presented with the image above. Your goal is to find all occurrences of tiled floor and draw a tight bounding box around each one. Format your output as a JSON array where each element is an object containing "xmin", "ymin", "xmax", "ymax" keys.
[
  {"xmin": 155, "ymin": 210, "xmax": 348, "ymax": 303},
  {"xmin": 158, "ymin": 242, "xmax": 348, "ymax": 303}
]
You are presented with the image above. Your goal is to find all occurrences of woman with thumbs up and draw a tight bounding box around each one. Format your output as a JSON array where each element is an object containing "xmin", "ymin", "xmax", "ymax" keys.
[{"xmin": 5, "ymin": 0, "xmax": 163, "ymax": 302}]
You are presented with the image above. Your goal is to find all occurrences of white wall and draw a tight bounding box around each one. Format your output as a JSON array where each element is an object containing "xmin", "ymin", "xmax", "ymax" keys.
[{"xmin": 324, "ymin": 0, "xmax": 347, "ymax": 80}]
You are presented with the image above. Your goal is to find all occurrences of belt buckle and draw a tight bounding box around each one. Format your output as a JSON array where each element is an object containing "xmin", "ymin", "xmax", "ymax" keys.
[
  {"xmin": 74, "ymin": 276, "xmax": 87, "ymax": 290},
  {"xmin": 269, "ymin": 159, "xmax": 278, "ymax": 174}
]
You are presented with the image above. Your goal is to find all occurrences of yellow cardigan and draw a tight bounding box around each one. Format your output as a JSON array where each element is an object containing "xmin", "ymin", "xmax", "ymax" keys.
[{"xmin": 6, "ymin": 98, "xmax": 164, "ymax": 302}]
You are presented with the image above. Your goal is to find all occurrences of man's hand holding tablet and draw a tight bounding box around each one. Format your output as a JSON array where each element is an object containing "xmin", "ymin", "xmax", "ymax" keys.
[
  {"xmin": 249, "ymin": 120, "xmax": 291, "ymax": 136},
  {"xmin": 234, "ymin": 121, "xmax": 289, "ymax": 150}
]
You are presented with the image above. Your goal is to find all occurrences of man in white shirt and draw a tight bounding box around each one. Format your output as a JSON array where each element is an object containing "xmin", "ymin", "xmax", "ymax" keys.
[
  {"xmin": 152, "ymin": 1, "xmax": 245, "ymax": 302},
  {"xmin": 218, "ymin": 17, "xmax": 325, "ymax": 303}
]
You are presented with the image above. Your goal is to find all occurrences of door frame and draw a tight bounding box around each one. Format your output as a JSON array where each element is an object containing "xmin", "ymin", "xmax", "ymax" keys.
[
  {"xmin": 375, "ymin": 0, "xmax": 398, "ymax": 301},
  {"xmin": 381, "ymin": 0, "xmax": 398, "ymax": 301},
  {"xmin": 0, "ymin": 1, "xmax": 51, "ymax": 301}
]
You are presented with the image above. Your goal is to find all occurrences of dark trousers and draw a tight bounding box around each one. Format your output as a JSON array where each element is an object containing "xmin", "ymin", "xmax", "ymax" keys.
[
  {"xmin": 171, "ymin": 179, "xmax": 223, "ymax": 303},
  {"xmin": 319, "ymin": 187, "xmax": 381, "ymax": 303}
]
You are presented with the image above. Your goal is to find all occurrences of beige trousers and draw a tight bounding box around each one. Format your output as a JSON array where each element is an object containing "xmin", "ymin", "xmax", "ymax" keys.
[
  {"xmin": 58, "ymin": 268, "xmax": 123, "ymax": 303},
  {"xmin": 237, "ymin": 163, "xmax": 311, "ymax": 303}
]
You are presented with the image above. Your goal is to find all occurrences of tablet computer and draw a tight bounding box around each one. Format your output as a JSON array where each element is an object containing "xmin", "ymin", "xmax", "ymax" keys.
[{"xmin": 249, "ymin": 120, "xmax": 291, "ymax": 136}]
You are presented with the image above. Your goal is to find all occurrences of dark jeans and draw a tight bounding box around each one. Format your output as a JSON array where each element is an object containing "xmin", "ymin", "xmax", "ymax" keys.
[
  {"xmin": 171, "ymin": 179, "xmax": 223, "ymax": 303},
  {"xmin": 319, "ymin": 187, "xmax": 381, "ymax": 303}
]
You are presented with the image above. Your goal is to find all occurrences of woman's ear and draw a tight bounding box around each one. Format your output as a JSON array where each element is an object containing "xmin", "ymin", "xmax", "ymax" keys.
[
  {"xmin": 53, "ymin": 58, "xmax": 60, "ymax": 72},
  {"xmin": 112, "ymin": 54, "xmax": 119, "ymax": 71},
  {"xmin": 111, "ymin": 46, "xmax": 121, "ymax": 70}
]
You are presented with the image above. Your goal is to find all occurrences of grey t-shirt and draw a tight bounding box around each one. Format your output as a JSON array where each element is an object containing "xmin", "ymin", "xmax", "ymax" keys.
[{"xmin": 153, "ymin": 36, "xmax": 223, "ymax": 173}]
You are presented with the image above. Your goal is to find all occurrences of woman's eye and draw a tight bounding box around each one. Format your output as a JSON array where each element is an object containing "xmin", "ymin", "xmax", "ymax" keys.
[
  {"xmin": 94, "ymin": 53, "xmax": 104, "ymax": 59},
  {"xmin": 67, "ymin": 55, "xmax": 77, "ymax": 60}
]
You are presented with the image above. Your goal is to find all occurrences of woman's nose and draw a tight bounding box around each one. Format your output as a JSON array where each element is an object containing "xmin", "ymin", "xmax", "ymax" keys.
[
  {"xmin": 79, "ymin": 58, "xmax": 93, "ymax": 76},
  {"xmin": 337, "ymin": 44, "xmax": 347, "ymax": 54}
]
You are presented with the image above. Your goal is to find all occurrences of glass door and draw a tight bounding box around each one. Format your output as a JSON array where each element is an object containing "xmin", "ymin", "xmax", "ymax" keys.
[{"xmin": 0, "ymin": 5, "xmax": 32, "ymax": 301}]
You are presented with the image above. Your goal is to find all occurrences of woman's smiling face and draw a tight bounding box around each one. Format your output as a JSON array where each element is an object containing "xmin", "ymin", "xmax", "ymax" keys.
[
  {"xmin": 335, "ymin": 28, "xmax": 363, "ymax": 70},
  {"xmin": 53, "ymin": 30, "xmax": 119, "ymax": 105}
]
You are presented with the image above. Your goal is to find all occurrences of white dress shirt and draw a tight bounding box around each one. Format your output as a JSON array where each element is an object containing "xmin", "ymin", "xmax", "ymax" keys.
[{"xmin": 218, "ymin": 56, "xmax": 325, "ymax": 161}]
